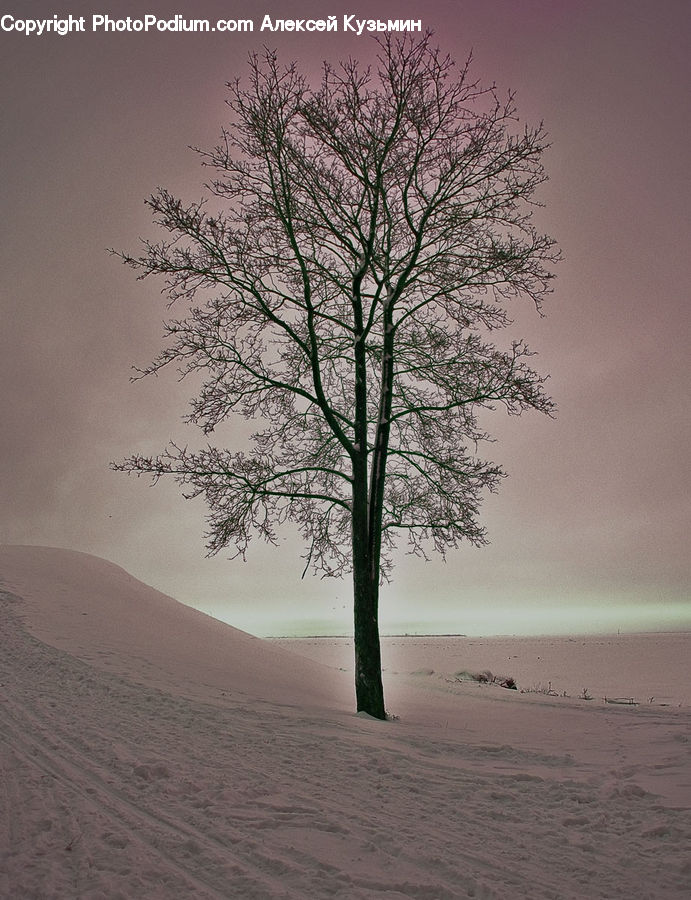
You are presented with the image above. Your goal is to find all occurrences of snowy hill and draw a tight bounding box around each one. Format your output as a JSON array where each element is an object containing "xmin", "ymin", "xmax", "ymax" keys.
[{"xmin": 0, "ymin": 545, "xmax": 349, "ymax": 710}]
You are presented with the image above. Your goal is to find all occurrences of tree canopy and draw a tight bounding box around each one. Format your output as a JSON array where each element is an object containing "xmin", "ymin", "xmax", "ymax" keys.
[{"xmin": 115, "ymin": 34, "xmax": 558, "ymax": 717}]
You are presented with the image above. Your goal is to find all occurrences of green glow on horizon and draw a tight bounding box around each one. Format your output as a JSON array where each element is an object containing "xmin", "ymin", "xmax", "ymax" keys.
[{"xmin": 197, "ymin": 600, "xmax": 691, "ymax": 639}]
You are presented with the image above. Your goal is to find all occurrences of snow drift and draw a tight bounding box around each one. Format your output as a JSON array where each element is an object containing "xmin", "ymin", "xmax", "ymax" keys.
[{"xmin": 0, "ymin": 545, "xmax": 350, "ymax": 709}]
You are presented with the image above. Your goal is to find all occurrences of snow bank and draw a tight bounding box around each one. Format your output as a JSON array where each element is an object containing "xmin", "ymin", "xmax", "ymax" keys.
[
  {"xmin": 1, "ymin": 545, "xmax": 690, "ymax": 898},
  {"xmin": 0, "ymin": 545, "xmax": 350, "ymax": 710}
]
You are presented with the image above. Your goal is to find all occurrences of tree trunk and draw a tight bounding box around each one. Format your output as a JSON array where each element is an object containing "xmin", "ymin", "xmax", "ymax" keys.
[
  {"xmin": 352, "ymin": 558, "xmax": 386, "ymax": 719},
  {"xmin": 351, "ymin": 459, "xmax": 386, "ymax": 719}
]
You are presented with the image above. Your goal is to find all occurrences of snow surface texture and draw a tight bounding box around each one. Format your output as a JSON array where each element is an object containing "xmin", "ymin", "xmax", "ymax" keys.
[{"xmin": 1, "ymin": 546, "xmax": 690, "ymax": 899}]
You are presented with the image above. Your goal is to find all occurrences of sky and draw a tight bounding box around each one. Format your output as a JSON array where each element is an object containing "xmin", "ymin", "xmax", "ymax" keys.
[{"xmin": 1, "ymin": 0, "xmax": 689, "ymax": 637}]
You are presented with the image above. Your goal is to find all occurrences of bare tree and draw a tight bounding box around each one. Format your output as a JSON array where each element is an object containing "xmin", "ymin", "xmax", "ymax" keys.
[{"xmin": 114, "ymin": 34, "xmax": 558, "ymax": 719}]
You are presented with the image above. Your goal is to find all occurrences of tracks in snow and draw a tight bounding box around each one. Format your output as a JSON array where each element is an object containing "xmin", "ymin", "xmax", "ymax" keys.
[{"xmin": 2, "ymin": 589, "xmax": 690, "ymax": 899}]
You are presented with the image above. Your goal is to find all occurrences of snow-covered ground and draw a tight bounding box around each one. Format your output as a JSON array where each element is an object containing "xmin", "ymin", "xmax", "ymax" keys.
[{"xmin": 1, "ymin": 546, "xmax": 689, "ymax": 899}]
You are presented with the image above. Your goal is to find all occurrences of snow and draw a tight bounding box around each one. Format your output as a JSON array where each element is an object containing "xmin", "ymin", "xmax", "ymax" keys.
[{"xmin": 1, "ymin": 546, "xmax": 690, "ymax": 899}]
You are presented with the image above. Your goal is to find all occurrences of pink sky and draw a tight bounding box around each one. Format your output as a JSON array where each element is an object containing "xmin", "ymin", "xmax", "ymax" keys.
[{"xmin": 1, "ymin": 1, "xmax": 689, "ymax": 635}]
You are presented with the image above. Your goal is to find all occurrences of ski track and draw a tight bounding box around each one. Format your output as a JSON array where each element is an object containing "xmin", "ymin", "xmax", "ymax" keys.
[{"xmin": 1, "ymin": 590, "xmax": 690, "ymax": 898}]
